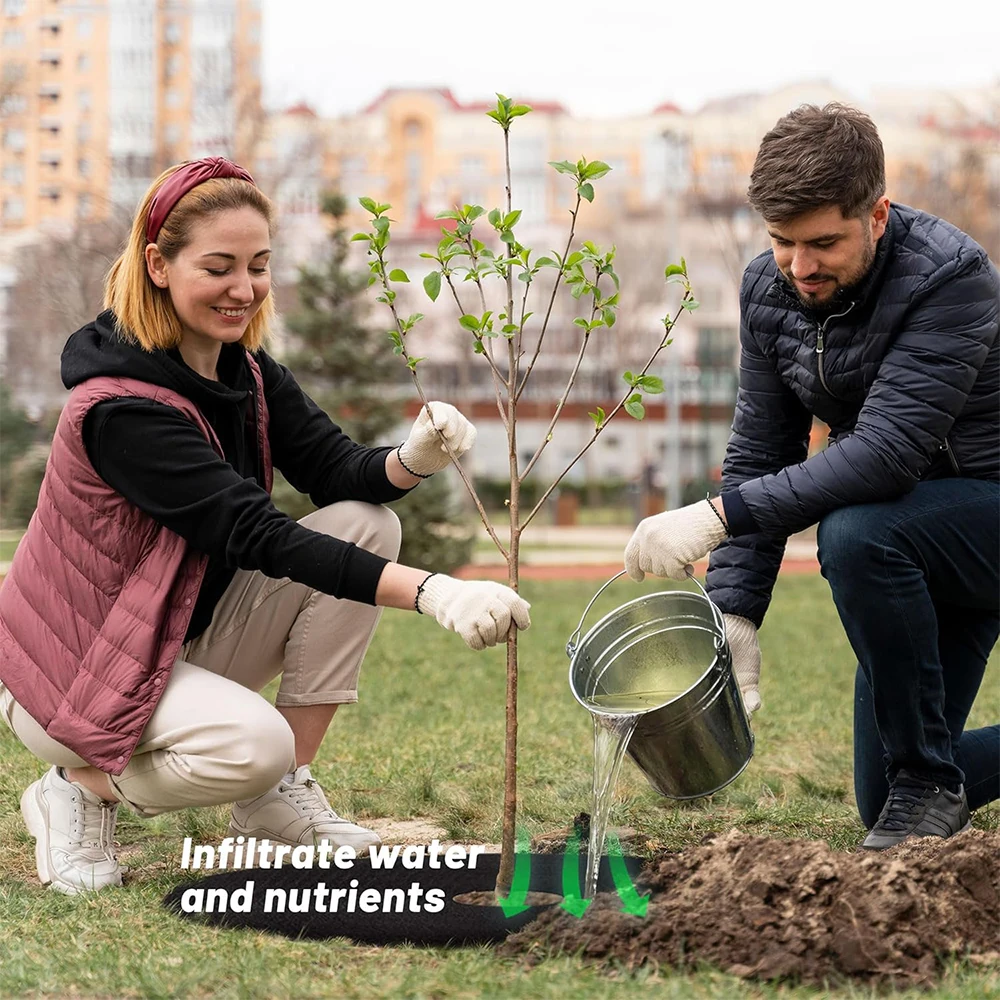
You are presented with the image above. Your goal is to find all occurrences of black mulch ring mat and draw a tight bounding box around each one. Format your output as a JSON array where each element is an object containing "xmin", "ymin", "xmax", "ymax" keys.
[{"xmin": 163, "ymin": 852, "xmax": 646, "ymax": 946}]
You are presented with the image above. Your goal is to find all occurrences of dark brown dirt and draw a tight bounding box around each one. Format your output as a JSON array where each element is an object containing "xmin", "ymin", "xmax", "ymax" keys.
[{"xmin": 501, "ymin": 828, "xmax": 1000, "ymax": 988}]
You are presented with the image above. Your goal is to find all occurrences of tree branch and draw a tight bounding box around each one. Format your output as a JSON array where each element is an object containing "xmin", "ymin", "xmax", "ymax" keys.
[
  {"xmin": 514, "ymin": 194, "xmax": 582, "ymax": 403},
  {"xmin": 520, "ymin": 292, "xmax": 693, "ymax": 532}
]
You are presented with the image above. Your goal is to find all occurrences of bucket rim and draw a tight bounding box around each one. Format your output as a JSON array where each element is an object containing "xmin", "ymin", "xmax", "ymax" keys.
[{"xmin": 567, "ymin": 587, "xmax": 727, "ymax": 716}]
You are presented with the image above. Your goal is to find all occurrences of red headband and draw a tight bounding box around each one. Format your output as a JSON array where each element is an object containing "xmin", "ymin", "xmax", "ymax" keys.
[{"xmin": 145, "ymin": 157, "xmax": 256, "ymax": 244}]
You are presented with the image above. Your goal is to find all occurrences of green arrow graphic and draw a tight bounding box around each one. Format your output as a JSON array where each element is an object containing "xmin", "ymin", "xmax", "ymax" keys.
[
  {"xmin": 498, "ymin": 828, "xmax": 532, "ymax": 917},
  {"xmin": 560, "ymin": 830, "xmax": 593, "ymax": 918},
  {"xmin": 606, "ymin": 833, "xmax": 650, "ymax": 917}
]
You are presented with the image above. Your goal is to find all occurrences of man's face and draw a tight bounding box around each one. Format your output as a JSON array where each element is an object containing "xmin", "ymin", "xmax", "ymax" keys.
[{"xmin": 767, "ymin": 199, "xmax": 889, "ymax": 308}]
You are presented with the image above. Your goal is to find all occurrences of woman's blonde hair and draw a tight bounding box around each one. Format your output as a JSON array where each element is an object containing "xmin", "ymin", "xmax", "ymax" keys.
[{"xmin": 104, "ymin": 162, "xmax": 276, "ymax": 352}]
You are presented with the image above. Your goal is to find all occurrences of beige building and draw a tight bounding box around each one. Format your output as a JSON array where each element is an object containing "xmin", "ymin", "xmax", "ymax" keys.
[{"xmin": 0, "ymin": 0, "xmax": 261, "ymax": 232}]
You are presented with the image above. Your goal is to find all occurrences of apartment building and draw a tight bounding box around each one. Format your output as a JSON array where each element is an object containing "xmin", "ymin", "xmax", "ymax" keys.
[{"xmin": 0, "ymin": 0, "xmax": 261, "ymax": 232}]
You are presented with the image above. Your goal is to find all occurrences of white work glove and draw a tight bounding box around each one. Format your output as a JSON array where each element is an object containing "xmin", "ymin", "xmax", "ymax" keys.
[
  {"xmin": 624, "ymin": 500, "xmax": 729, "ymax": 581},
  {"xmin": 724, "ymin": 614, "xmax": 761, "ymax": 715},
  {"xmin": 416, "ymin": 574, "xmax": 531, "ymax": 651},
  {"xmin": 397, "ymin": 401, "xmax": 477, "ymax": 477}
]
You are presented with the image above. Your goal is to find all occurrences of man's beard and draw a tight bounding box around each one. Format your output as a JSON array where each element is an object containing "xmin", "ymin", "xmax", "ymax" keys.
[{"xmin": 787, "ymin": 229, "xmax": 877, "ymax": 312}]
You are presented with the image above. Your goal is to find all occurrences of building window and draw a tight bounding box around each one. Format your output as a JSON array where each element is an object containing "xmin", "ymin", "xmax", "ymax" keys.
[
  {"xmin": 164, "ymin": 123, "xmax": 181, "ymax": 144},
  {"xmin": 2, "ymin": 195, "xmax": 25, "ymax": 220},
  {"xmin": 164, "ymin": 21, "xmax": 181, "ymax": 43},
  {"xmin": 77, "ymin": 157, "xmax": 90, "ymax": 176},
  {"xmin": 3, "ymin": 62, "xmax": 25, "ymax": 85},
  {"xmin": 0, "ymin": 94, "xmax": 27, "ymax": 115},
  {"xmin": 40, "ymin": 185, "xmax": 61, "ymax": 202},
  {"xmin": 76, "ymin": 89, "xmax": 90, "ymax": 110},
  {"xmin": 2, "ymin": 127, "xmax": 25, "ymax": 150},
  {"xmin": 402, "ymin": 117, "xmax": 423, "ymax": 139},
  {"xmin": 165, "ymin": 53, "xmax": 181, "ymax": 78},
  {"xmin": 165, "ymin": 89, "xmax": 182, "ymax": 109},
  {"xmin": 76, "ymin": 17, "xmax": 93, "ymax": 40},
  {"xmin": 77, "ymin": 192, "xmax": 91, "ymax": 217},
  {"xmin": 2, "ymin": 28, "xmax": 24, "ymax": 47},
  {"xmin": 2, "ymin": 0, "xmax": 26, "ymax": 16},
  {"xmin": 2, "ymin": 163, "xmax": 25, "ymax": 184},
  {"xmin": 77, "ymin": 120, "xmax": 91, "ymax": 142},
  {"xmin": 77, "ymin": 52, "xmax": 90, "ymax": 72}
]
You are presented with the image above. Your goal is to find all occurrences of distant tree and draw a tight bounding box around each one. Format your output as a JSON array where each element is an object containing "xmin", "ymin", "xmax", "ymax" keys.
[{"xmin": 283, "ymin": 192, "xmax": 400, "ymax": 443}]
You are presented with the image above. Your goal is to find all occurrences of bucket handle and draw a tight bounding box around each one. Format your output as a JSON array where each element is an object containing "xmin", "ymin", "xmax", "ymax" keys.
[{"xmin": 566, "ymin": 568, "xmax": 726, "ymax": 659}]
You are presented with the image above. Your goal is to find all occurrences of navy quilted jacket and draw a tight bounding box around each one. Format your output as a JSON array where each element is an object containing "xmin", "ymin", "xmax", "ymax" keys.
[{"xmin": 706, "ymin": 203, "xmax": 999, "ymax": 627}]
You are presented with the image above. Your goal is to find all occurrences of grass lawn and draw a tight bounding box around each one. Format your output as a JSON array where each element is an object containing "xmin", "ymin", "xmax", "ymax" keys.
[{"xmin": 1, "ymin": 574, "xmax": 997, "ymax": 999}]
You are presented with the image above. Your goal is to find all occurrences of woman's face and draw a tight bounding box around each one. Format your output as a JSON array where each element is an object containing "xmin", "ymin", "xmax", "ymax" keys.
[{"xmin": 146, "ymin": 206, "xmax": 271, "ymax": 349}]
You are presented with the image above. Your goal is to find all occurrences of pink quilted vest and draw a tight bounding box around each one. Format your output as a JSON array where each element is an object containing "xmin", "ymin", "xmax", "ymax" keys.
[{"xmin": 0, "ymin": 355, "xmax": 272, "ymax": 774}]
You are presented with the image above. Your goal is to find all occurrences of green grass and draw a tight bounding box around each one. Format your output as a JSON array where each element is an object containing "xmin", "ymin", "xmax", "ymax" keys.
[{"xmin": 1, "ymin": 574, "xmax": 997, "ymax": 999}]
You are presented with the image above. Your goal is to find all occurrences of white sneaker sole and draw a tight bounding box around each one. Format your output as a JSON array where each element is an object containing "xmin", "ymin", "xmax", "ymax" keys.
[{"xmin": 20, "ymin": 779, "xmax": 121, "ymax": 894}]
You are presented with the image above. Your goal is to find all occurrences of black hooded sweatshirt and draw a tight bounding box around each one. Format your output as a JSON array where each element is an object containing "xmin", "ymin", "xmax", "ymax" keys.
[{"xmin": 61, "ymin": 311, "xmax": 411, "ymax": 642}]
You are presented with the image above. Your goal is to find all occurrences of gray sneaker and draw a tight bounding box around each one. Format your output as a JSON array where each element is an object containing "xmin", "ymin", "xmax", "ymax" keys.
[
  {"xmin": 861, "ymin": 770, "xmax": 971, "ymax": 851},
  {"xmin": 20, "ymin": 766, "xmax": 123, "ymax": 893}
]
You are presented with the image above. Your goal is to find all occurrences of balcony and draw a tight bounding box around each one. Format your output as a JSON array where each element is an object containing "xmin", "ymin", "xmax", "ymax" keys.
[
  {"xmin": 40, "ymin": 116, "xmax": 61, "ymax": 134},
  {"xmin": 39, "ymin": 184, "xmax": 61, "ymax": 201},
  {"xmin": 38, "ymin": 83, "xmax": 61, "ymax": 100},
  {"xmin": 40, "ymin": 17, "xmax": 62, "ymax": 34},
  {"xmin": 40, "ymin": 50, "xmax": 62, "ymax": 67},
  {"xmin": 40, "ymin": 150, "xmax": 62, "ymax": 167}
]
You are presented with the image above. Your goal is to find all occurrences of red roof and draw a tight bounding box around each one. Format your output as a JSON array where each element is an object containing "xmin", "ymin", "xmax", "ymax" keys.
[
  {"xmin": 284, "ymin": 102, "xmax": 317, "ymax": 117},
  {"xmin": 361, "ymin": 87, "xmax": 567, "ymax": 116},
  {"xmin": 652, "ymin": 101, "xmax": 682, "ymax": 115}
]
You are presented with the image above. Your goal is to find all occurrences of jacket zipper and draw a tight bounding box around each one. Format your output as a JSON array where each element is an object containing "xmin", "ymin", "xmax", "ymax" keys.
[
  {"xmin": 814, "ymin": 301, "xmax": 856, "ymax": 399},
  {"xmin": 941, "ymin": 436, "xmax": 962, "ymax": 475}
]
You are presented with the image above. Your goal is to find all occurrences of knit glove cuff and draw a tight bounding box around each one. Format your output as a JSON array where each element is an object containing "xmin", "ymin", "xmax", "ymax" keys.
[
  {"xmin": 417, "ymin": 574, "xmax": 531, "ymax": 651},
  {"xmin": 624, "ymin": 500, "xmax": 729, "ymax": 581},
  {"xmin": 397, "ymin": 401, "xmax": 477, "ymax": 477},
  {"xmin": 724, "ymin": 613, "xmax": 762, "ymax": 715}
]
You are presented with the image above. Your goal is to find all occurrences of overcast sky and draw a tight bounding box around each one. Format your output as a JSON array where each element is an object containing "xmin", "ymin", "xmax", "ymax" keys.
[{"xmin": 262, "ymin": 0, "xmax": 999, "ymax": 118}]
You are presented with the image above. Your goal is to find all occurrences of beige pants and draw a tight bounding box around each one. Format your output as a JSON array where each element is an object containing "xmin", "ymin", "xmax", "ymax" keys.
[{"xmin": 0, "ymin": 502, "xmax": 401, "ymax": 817}]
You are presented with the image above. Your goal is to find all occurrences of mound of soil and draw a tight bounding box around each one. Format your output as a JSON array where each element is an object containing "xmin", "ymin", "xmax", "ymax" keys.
[{"xmin": 501, "ymin": 828, "xmax": 999, "ymax": 987}]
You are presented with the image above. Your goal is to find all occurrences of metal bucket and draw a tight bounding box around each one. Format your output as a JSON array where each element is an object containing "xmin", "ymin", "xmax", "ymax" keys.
[{"xmin": 567, "ymin": 571, "xmax": 754, "ymax": 800}]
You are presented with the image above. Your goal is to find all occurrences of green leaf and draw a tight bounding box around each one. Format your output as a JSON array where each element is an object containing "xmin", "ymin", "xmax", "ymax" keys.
[
  {"xmin": 488, "ymin": 208, "xmax": 502, "ymax": 228},
  {"xmin": 459, "ymin": 314, "xmax": 481, "ymax": 332},
  {"xmin": 548, "ymin": 159, "xmax": 577, "ymax": 176},
  {"xmin": 358, "ymin": 196, "xmax": 378, "ymax": 214},
  {"xmin": 579, "ymin": 183, "xmax": 595, "ymax": 203},
  {"xmin": 583, "ymin": 160, "xmax": 612, "ymax": 180},
  {"xmin": 375, "ymin": 203, "xmax": 391, "ymax": 215},
  {"xmin": 603, "ymin": 308, "xmax": 616, "ymax": 328},
  {"xmin": 502, "ymin": 210, "xmax": 522, "ymax": 228},
  {"xmin": 589, "ymin": 406, "xmax": 606, "ymax": 429},
  {"xmin": 387, "ymin": 330, "xmax": 403, "ymax": 349},
  {"xmin": 509, "ymin": 104, "xmax": 532, "ymax": 118},
  {"xmin": 664, "ymin": 263, "xmax": 685, "ymax": 277},
  {"xmin": 466, "ymin": 205, "xmax": 486, "ymax": 221},
  {"xmin": 367, "ymin": 275, "xmax": 377, "ymax": 287},
  {"xmin": 624, "ymin": 394, "xmax": 646, "ymax": 420},
  {"xmin": 566, "ymin": 251, "xmax": 583, "ymax": 266},
  {"xmin": 406, "ymin": 356, "xmax": 426, "ymax": 371},
  {"xmin": 517, "ymin": 270, "xmax": 533, "ymax": 283},
  {"xmin": 501, "ymin": 323, "xmax": 519, "ymax": 334},
  {"xmin": 435, "ymin": 209, "xmax": 461, "ymax": 221},
  {"xmin": 637, "ymin": 375, "xmax": 664, "ymax": 394},
  {"xmin": 350, "ymin": 232, "xmax": 371, "ymax": 242},
  {"xmin": 534, "ymin": 256, "xmax": 557, "ymax": 268},
  {"xmin": 573, "ymin": 317, "xmax": 590, "ymax": 329},
  {"xmin": 622, "ymin": 370, "xmax": 635, "ymax": 384},
  {"xmin": 681, "ymin": 298, "xmax": 700, "ymax": 311},
  {"xmin": 423, "ymin": 270, "xmax": 441, "ymax": 302},
  {"xmin": 500, "ymin": 230, "xmax": 516, "ymax": 244},
  {"xmin": 388, "ymin": 268, "xmax": 409, "ymax": 283},
  {"xmin": 373, "ymin": 216, "xmax": 390, "ymax": 235},
  {"xmin": 473, "ymin": 340, "xmax": 485, "ymax": 354},
  {"xmin": 455, "ymin": 222, "xmax": 473, "ymax": 237},
  {"xmin": 405, "ymin": 312, "xmax": 425, "ymax": 327}
]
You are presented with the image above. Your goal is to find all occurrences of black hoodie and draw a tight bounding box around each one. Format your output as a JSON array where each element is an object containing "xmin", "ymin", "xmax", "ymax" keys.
[{"xmin": 62, "ymin": 311, "xmax": 411, "ymax": 641}]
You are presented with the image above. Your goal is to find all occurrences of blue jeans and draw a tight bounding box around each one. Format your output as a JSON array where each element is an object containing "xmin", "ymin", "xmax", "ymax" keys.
[{"xmin": 816, "ymin": 479, "xmax": 999, "ymax": 828}]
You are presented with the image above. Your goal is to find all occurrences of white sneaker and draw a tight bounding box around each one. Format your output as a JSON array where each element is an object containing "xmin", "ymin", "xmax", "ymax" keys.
[
  {"xmin": 20, "ymin": 766, "xmax": 123, "ymax": 894},
  {"xmin": 229, "ymin": 764, "xmax": 381, "ymax": 852}
]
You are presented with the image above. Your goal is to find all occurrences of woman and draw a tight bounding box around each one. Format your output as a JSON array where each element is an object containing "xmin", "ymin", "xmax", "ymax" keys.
[{"xmin": 0, "ymin": 157, "xmax": 530, "ymax": 894}]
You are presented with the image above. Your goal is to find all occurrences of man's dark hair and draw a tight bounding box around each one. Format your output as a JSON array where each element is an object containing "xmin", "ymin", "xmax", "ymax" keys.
[{"xmin": 747, "ymin": 103, "xmax": 886, "ymax": 222}]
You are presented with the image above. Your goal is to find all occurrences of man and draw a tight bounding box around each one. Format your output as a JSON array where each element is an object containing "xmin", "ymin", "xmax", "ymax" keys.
[{"xmin": 624, "ymin": 103, "xmax": 998, "ymax": 850}]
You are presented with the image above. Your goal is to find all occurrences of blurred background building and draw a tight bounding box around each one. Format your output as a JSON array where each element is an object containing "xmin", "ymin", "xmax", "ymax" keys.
[{"xmin": 1, "ymin": 2, "xmax": 997, "ymax": 507}]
